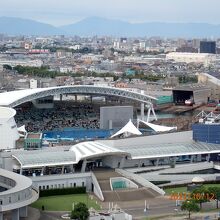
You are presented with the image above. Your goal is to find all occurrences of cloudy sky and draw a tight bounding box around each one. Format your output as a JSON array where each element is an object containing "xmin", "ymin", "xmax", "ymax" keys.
[{"xmin": 0, "ymin": 0, "xmax": 220, "ymax": 26}]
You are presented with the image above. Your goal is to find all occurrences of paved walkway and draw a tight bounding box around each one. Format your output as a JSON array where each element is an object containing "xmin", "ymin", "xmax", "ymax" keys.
[
  {"xmin": 156, "ymin": 211, "xmax": 220, "ymax": 220},
  {"xmin": 135, "ymin": 162, "xmax": 218, "ymax": 186}
]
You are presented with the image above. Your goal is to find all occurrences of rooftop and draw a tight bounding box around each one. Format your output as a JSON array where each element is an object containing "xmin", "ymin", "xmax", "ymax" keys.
[
  {"xmin": 173, "ymin": 84, "xmax": 211, "ymax": 91},
  {"xmin": 26, "ymin": 133, "xmax": 42, "ymax": 139}
]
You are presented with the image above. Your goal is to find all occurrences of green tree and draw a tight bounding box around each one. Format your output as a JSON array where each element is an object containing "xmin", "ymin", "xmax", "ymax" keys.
[
  {"xmin": 71, "ymin": 202, "xmax": 89, "ymax": 220},
  {"xmin": 208, "ymin": 186, "xmax": 220, "ymax": 209},
  {"xmin": 191, "ymin": 186, "xmax": 210, "ymax": 209},
  {"xmin": 3, "ymin": 64, "xmax": 12, "ymax": 70},
  {"xmin": 181, "ymin": 200, "xmax": 200, "ymax": 219}
]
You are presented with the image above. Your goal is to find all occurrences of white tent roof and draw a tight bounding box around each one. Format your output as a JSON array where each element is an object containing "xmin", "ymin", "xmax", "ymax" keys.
[
  {"xmin": 139, "ymin": 120, "xmax": 177, "ymax": 132},
  {"xmin": 18, "ymin": 125, "xmax": 27, "ymax": 134},
  {"xmin": 192, "ymin": 176, "xmax": 205, "ymax": 183},
  {"xmin": 111, "ymin": 120, "xmax": 142, "ymax": 138},
  {"xmin": 70, "ymin": 141, "xmax": 129, "ymax": 162}
]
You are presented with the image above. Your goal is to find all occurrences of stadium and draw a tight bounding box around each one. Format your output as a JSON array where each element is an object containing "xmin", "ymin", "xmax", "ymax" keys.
[{"xmin": 1, "ymin": 85, "xmax": 220, "ymax": 219}]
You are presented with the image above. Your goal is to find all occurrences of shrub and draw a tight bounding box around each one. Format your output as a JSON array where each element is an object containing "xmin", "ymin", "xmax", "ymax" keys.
[
  {"xmin": 71, "ymin": 202, "xmax": 89, "ymax": 220},
  {"xmin": 39, "ymin": 187, "xmax": 86, "ymax": 197}
]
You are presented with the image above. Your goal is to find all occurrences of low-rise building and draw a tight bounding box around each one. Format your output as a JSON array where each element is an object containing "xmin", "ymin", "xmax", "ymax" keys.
[{"xmin": 166, "ymin": 52, "xmax": 216, "ymax": 66}]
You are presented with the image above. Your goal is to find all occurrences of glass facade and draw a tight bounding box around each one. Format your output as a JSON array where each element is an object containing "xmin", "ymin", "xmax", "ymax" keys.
[{"xmin": 200, "ymin": 41, "xmax": 216, "ymax": 54}]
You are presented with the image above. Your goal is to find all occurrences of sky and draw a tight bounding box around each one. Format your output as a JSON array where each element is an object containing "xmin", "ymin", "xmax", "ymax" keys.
[{"xmin": 0, "ymin": 0, "xmax": 220, "ymax": 26}]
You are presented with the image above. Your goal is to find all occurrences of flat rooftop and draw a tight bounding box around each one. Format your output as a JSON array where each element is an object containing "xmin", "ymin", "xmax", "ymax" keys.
[
  {"xmin": 173, "ymin": 84, "xmax": 211, "ymax": 92},
  {"xmin": 26, "ymin": 133, "xmax": 42, "ymax": 139},
  {"xmin": 100, "ymin": 131, "xmax": 220, "ymax": 159}
]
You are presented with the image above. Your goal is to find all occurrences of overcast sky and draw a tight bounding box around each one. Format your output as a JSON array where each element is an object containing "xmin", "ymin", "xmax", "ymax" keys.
[{"xmin": 0, "ymin": 0, "xmax": 220, "ymax": 26}]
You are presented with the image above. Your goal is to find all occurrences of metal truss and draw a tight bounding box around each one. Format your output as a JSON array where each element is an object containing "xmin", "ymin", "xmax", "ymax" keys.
[{"xmin": 8, "ymin": 85, "xmax": 156, "ymax": 107}]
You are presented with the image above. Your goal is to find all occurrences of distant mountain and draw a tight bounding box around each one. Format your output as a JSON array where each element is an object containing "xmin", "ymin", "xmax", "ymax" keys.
[
  {"xmin": 1, "ymin": 16, "xmax": 220, "ymax": 37},
  {"xmin": 0, "ymin": 17, "xmax": 62, "ymax": 35},
  {"xmin": 61, "ymin": 17, "xmax": 220, "ymax": 37},
  {"xmin": 61, "ymin": 17, "xmax": 132, "ymax": 36}
]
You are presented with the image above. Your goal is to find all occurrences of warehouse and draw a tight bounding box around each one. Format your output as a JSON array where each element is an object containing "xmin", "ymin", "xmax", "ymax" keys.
[{"xmin": 172, "ymin": 84, "xmax": 211, "ymax": 105}]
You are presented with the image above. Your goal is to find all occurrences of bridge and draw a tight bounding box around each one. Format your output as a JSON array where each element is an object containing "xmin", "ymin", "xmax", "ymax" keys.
[{"xmin": 0, "ymin": 85, "xmax": 157, "ymax": 120}]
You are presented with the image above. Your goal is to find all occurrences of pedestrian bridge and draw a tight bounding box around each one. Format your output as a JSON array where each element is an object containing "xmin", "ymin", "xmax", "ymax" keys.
[{"xmin": 0, "ymin": 85, "xmax": 157, "ymax": 107}]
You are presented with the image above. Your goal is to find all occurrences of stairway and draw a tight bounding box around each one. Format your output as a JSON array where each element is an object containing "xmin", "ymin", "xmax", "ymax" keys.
[{"xmin": 93, "ymin": 170, "xmax": 159, "ymax": 202}]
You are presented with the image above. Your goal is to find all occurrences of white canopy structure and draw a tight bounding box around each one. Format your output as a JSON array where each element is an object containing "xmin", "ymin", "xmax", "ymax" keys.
[
  {"xmin": 18, "ymin": 125, "xmax": 27, "ymax": 137},
  {"xmin": 18, "ymin": 125, "xmax": 27, "ymax": 134},
  {"xmin": 192, "ymin": 176, "xmax": 205, "ymax": 183},
  {"xmin": 138, "ymin": 120, "xmax": 177, "ymax": 133},
  {"xmin": 111, "ymin": 120, "xmax": 142, "ymax": 138}
]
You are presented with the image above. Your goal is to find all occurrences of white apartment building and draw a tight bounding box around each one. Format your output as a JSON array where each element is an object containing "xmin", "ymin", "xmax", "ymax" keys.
[
  {"xmin": 166, "ymin": 52, "xmax": 216, "ymax": 65},
  {"xmin": 0, "ymin": 59, "xmax": 43, "ymax": 67}
]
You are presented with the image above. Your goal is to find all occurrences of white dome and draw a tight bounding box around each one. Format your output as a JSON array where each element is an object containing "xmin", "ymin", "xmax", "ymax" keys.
[{"xmin": 192, "ymin": 176, "xmax": 205, "ymax": 183}]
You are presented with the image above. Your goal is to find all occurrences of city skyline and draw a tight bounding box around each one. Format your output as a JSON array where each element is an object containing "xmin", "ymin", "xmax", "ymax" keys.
[{"xmin": 1, "ymin": 0, "xmax": 220, "ymax": 26}]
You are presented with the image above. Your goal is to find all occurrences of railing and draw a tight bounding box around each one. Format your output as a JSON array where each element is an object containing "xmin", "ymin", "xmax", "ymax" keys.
[
  {"xmin": 91, "ymin": 172, "xmax": 104, "ymax": 201},
  {"xmin": 116, "ymin": 169, "xmax": 165, "ymax": 196}
]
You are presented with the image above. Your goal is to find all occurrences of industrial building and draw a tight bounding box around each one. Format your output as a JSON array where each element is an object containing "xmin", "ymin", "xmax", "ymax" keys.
[
  {"xmin": 198, "ymin": 72, "xmax": 220, "ymax": 102},
  {"xmin": 172, "ymin": 84, "xmax": 211, "ymax": 105}
]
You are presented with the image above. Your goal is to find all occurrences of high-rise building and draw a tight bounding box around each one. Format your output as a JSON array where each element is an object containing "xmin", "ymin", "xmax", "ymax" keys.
[{"xmin": 200, "ymin": 41, "xmax": 216, "ymax": 54}]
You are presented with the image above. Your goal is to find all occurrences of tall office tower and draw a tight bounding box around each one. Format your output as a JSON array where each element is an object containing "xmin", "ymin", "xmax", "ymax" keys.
[{"xmin": 200, "ymin": 41, "xmax": 216, "ymax": 54}]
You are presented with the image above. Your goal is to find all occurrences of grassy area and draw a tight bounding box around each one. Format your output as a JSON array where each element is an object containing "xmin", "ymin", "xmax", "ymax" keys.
[
  {"xmin": 31, "ymin": 194, "xmax": 100, "ymax": 211},
  {"xmin": 164, "ymin": 183, "xmax": 220, "ymax": 195},
  {"xmin": 164, "ymin": 187, "xmax": 187, "ymax": 195}
]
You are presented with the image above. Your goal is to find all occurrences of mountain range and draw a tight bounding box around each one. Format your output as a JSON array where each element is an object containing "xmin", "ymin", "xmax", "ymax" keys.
[{"xmin": 0, "ymin": 16, "xmax": 220, "ymax": 37}]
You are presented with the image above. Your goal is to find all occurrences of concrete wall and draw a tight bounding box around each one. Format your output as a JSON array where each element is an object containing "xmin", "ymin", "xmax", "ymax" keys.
[
  {"xmin": 102, "ymin": 156, "xmax": 122, "ymax": 168},
  {"xmin": 31, "ymin": 173, "xmax": 92, "ymax": 192},
  {"xmin": 198, "ymin": 73, "xmax": 220, "ymax": 101},
  {"xmin": 100, "ymin": 106, "xmax": 133, "ymax": 129},
  {"xmin": 91, "ymin": 172, "xmax": 104, "ymax": 201},
  {"xmin": 193, "ymin": 89, "xmax": 211, "ymax": 104}
]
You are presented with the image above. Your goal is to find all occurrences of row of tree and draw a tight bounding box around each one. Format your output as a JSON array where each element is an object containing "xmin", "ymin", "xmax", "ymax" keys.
[
  {"xmin": 13, "ymin": 65, "xmax": 62, "ymax": 78},
  {"xmin": 4, "ymin": 64, "xmax": 165, "ymax": 82},
  {"xmin": 181, "ymin": 186, "xmax": 220, "ymax": 219},
  {"xmin": 178, "ymin": 75, "xmax": 198, "ymax": 84}
]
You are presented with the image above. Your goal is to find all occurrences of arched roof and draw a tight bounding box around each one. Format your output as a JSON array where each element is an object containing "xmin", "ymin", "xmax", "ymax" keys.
[
  {"xmin": 12, "ymin": 142, "xmax": 130, "ymax": 168},
  {"xmin": 0, "ymin": 85, "xmax": 156, "ymax": 107},
  {"xmin": 70, "ymin": 141, "xmax": 130, "ymax": 162}
]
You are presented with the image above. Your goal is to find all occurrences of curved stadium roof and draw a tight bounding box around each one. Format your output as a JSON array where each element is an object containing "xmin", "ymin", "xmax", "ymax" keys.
[
  {"xmin": 0, "ymin": 85, "xmax": 157, "ymax": 107},
  {"xmin": 12, "ymin": 142, "xmax": 129, "ymax": 168}
]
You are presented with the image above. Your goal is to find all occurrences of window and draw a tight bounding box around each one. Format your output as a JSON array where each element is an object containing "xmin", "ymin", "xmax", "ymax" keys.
[
  {"xmin": 74, "ymin": 183, "xmax": 76, "ymax": 187},
  {"xmin": 82, "ymin": 182, "xmax": 85, "ymax": 187}
]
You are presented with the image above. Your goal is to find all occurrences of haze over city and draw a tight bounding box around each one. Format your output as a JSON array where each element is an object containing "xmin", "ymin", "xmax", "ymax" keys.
[{"xmin": 0, "ymin": 0, "xmax": 220, "ymax": 26}]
